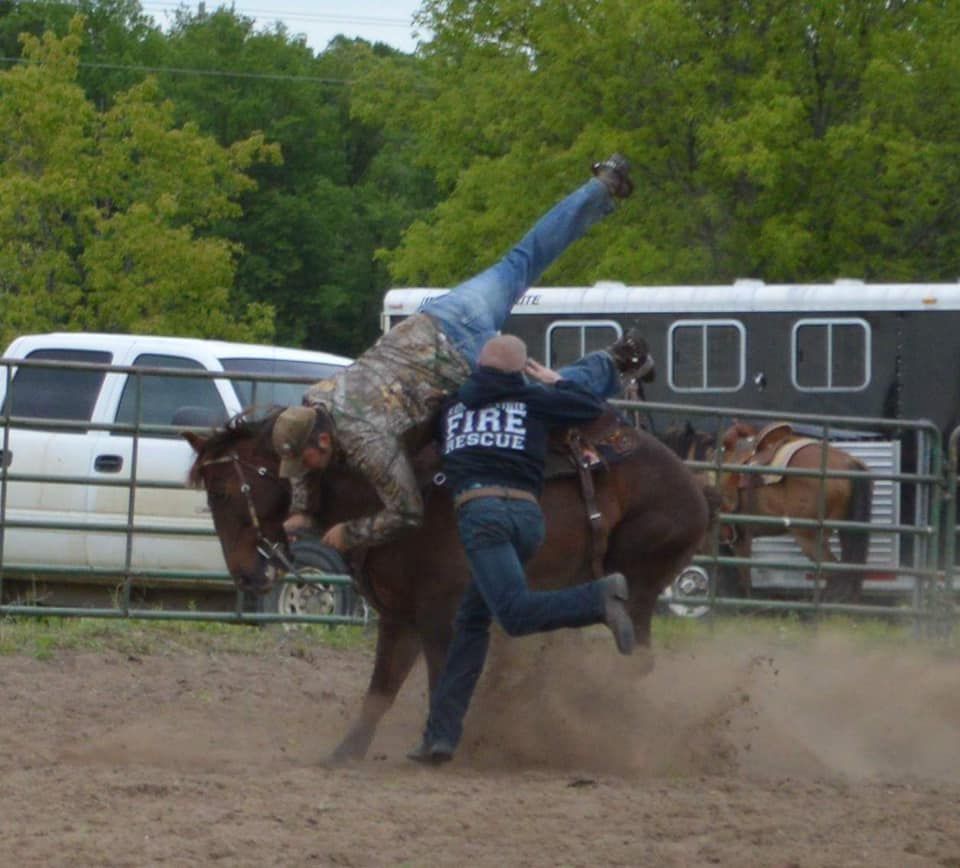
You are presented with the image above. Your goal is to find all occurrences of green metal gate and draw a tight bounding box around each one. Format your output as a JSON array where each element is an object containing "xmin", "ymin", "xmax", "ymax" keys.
[
  {"xmin": 0, "ymin": 357, "xmax": 364, "ymax": 626},
  {"xmin": 0, "ymin": 353, "xmax": 955, "ymax": 631},
  {"xmin": 614, "ymin": 397, "xmax": 952, "ymax": 632}
]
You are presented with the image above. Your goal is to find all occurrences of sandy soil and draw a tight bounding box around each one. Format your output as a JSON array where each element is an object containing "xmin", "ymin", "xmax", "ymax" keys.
[{"xmin": 3, "ymin": 625, "xmax": 960, "ymax": 867}]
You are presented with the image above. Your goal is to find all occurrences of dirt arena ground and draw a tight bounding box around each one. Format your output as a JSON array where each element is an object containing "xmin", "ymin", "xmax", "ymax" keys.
[{"xmin": 3, "ymin": 623, "xmax": 960, "ymax": 867}]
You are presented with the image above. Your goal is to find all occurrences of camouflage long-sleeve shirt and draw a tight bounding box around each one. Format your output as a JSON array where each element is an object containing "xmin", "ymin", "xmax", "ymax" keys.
[{"xmin": 289, "ymin": 313, "xmax": 471, "ymax": 550}]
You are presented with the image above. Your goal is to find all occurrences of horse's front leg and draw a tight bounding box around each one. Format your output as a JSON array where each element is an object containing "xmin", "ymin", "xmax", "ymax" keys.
[
  {"xmin": 418, "ymin": 601, "xmax": 459, "ymax": 697},
  {"xmin": 328, "ymin": 616, "xmax": 421, "ymax": 764}
]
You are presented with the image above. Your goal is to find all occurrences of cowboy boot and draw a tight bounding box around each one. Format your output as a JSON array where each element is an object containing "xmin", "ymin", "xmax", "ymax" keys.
[
  {"xmin": 592, "ymin": 153, "xmax": 634, "ymax": 199},
  {"xmin": 598, "ymin": 572, "xmax": 635, "ymax": 655},
  {"xmin": 407, "ymin": 737, "xmax": 455, "ymax": 766},
  {"xmin": 607, "ymin": 328, "xmax": 656, "ymax": 382}
]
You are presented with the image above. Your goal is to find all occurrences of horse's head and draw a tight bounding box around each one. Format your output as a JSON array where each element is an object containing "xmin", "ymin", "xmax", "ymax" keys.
[{"xmin": 184, "ymin": 410, "xmax": 292, "ymax": 594}]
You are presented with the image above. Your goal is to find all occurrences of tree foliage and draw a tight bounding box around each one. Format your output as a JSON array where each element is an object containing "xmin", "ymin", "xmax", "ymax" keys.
[
  {"xmin": 3, "ymin": 0, "xmax": 960, "ymax": 355},
  {"xmin": 150, "ymin": 12, "xmax": 440, "ymax": 353},
  {"xmin": 370, "ymin": 0, "xmax": 960, "ymax": 289},
  {"xmin": 0, "ymin": 18, "xmax": 275, "ymax": 347}
]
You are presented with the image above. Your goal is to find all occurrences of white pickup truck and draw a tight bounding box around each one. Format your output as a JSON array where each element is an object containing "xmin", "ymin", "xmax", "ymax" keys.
[{"xmin": 0, "ymin": 332, "xmax": 352, "ymax": 614}]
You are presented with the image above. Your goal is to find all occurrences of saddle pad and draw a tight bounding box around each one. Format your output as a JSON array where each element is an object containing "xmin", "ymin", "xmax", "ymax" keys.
[{"xmin": 757, "ymin": 437, "xmax": 821, "ymax": 485}]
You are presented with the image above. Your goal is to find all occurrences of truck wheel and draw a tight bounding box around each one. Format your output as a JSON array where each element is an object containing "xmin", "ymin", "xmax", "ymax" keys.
[
  {"xmin": 257, "ymin": 534, "xmax": 371, "ymax": 627},
  {"xmin": 258, "ymin": 566, "xmax": 348, "ymax": 622}
]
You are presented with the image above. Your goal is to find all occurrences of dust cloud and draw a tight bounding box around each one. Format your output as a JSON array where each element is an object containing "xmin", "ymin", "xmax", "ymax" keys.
[{"xmin": 455, "ymin": 626, "xmax": 960, "ymax": 783}]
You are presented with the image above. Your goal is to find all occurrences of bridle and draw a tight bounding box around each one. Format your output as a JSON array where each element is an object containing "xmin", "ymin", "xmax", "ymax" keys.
[{"xmin": 199, "ymin": 451, "xmax": 300, "ymax": 575}]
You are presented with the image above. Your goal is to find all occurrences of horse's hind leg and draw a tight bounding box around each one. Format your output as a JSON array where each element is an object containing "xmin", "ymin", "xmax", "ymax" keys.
[
  {"xmin": 329, "ymin": 616, "xmax": 422, "ymax": 763},
  {"xmin": 606, "ymin": 468, "xmax": 715, "ymax": 665},
  {"xmin": 793, "ymin": 529, "xmax": 859, "ymax": 604},
  {"xmin": 606, "ymin": 531, "xmax": 702, "ymax": 674}
]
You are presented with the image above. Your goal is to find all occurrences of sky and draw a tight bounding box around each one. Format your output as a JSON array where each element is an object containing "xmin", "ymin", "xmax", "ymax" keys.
[{"xmin": 140, "ymin": 1, "xmax": 429, "ymax": 54}]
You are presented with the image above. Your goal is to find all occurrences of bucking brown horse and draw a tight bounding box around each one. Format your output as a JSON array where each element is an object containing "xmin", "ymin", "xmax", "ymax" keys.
[{"xmin": 186, "ymin": 408, "xmax": 713, "ymax": 763}]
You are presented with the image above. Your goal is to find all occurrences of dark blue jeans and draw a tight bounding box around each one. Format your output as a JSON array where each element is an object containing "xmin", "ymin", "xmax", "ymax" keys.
[{"xmin": 423, "ymin": 497, "xmax": 606, "ymax": 749}]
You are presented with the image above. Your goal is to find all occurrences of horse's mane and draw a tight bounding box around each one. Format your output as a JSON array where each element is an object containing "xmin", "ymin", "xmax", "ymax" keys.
[
  {"xmin": 662, "ymin": 421, "xmax": 715, "ymax": 461},
  {"xmin": 187, "ymin": 407, "xmax": 282, "ymax": 487}
]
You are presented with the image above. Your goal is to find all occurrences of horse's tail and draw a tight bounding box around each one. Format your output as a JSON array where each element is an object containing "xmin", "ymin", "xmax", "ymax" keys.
[{"xmin": 839, "ymin": 461, "xmax": 873, "ymax": 564}]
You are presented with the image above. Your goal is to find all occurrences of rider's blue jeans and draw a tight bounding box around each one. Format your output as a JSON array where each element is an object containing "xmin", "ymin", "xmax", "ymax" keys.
[
  {"xmin": 423, "ymin": 498, "xmax": 606, "ymax": 750},
  {"xmin": 422, "ymin": 178, "xmax": 620, "ymax": 399}
]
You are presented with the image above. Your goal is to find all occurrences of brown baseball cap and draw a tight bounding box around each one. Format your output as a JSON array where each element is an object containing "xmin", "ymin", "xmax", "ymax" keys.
[{"xmin": 272, "ymin": 405, "xmax": 318, "ymax": 478}]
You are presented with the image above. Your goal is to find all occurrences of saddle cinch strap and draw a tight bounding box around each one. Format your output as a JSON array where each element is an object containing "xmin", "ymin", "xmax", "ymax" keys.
[
  {"xmin": 565, "ymin": 429, "xmax": 606, "ymax": 581},
  {"xmin": 558, "ymin": 412, "xmax": 642, "ymax": 580}
]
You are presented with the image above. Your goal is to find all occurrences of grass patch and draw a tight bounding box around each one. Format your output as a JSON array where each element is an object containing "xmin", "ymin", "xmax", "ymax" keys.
[
  {"xmin": 0, "ymin": 614, "xmax": 374, "ymax": 660},
  {"xmin": 651, "ymin": 610, "xmax": 948, "ymax": 654},
  {"xmin": 3, "ymin": 609, "xmax": 955, "ymax": 662}
]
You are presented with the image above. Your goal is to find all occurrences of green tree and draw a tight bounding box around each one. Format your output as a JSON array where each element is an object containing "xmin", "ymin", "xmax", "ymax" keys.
[
  {"xmin": 366, "ymin": 0, "xmax": 960, "ymax": 288},
  {"xmin": 0, "ymin": 3, "xmax": 445, "ymax": 354},
  {"xmin": 0, "ymin": 18, "xmax": 276, "ymax": 347},
  {"xmin": 156, "ymin": 9, "xmax": 439, "ymax": 354},
  {"xmin": 0, "ymin": 0, "xmax": 165, "ymax": 105}
]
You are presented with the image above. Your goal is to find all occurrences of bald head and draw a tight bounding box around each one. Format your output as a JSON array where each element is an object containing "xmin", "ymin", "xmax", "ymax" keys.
[{"xmin": 478, "ymin": 335, "xmax": 528, "ymax": 373}]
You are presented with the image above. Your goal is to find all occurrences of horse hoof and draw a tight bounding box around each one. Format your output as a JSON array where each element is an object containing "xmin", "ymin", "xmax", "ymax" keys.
[
  {"xmin": 634, "ymin": 647, "xmax": 655, "ymax": 676},
  {"xmin": 322, "ymin": 748, "xmax": 363, "ymax": 768}
]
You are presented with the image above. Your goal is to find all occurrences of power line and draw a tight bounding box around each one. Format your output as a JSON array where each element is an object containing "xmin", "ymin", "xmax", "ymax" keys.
[
  {"xmin": 0, "ymin": 55, "xmax": 355, "ymax": 84},
  {"xmin": 139, "ymin": 3, "xmax": 414, "ymax": 29}
]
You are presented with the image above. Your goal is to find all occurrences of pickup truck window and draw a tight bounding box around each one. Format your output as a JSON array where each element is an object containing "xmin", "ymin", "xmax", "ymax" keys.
[
  {"xmin": 114, "ymin": 353, "xmax": 228, "ymax": 434},
  {"xmin": 3, "ymin": 349, "xmax": 112, "ymax": 422},
  {"xmin": 220, "ymin": 357, "xmax": 344, "ymax": 408}
]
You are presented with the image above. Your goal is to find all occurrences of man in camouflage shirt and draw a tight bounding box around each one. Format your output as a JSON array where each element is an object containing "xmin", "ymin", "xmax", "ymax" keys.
[{"xmin": 273, "ymin": 154, "xmax": 650, "ymax": 554}]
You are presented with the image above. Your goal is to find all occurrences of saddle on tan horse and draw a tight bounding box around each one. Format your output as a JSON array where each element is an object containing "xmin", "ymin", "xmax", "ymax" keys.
[{"xmin": 721, "ymin": 421, "xmax": 819, "ymax": 491}]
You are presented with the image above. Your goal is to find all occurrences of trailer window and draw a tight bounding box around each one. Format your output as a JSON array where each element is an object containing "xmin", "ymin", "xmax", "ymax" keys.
[
  {"xmin": 668, "ymin": 321, "xmax": 745, "ymax": 392},
  {"xmin": 546, "ymin": 321, "xmax": 621, "ymax": 369},
  {"xmin": 792, "ymin": 319, "xmax": 870, "ymax": 392}
]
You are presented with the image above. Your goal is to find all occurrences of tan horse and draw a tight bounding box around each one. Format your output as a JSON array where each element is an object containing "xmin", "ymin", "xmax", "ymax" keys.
[{"xmin": 714, "ymin": 421, "xmax": 874, "ymax": 602}]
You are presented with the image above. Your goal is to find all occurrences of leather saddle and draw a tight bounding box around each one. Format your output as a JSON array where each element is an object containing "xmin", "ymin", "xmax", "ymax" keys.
[{"xmin": 724, "ymin": 421, "xmax": 797, "ymax": 491}]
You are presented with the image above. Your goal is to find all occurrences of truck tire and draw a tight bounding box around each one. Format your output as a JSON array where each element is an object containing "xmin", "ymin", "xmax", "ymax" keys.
[{"xmin": 257, "ymin": 535, "xmax": 369, "ymax": 626}]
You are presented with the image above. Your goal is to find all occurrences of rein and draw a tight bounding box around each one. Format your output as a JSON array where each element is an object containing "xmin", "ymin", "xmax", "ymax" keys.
[{"xmin": 199, "ymin": 452, "xmax": 300, "ymax": 576}]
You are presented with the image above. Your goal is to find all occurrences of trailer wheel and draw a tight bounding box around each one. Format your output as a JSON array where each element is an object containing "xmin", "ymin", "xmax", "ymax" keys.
[{"xmin": 661, "ymin": 565, "xmax": 713, "ymax": 619}]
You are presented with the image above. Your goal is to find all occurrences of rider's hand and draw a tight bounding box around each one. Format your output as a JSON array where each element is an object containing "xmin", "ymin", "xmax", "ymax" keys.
[
  {"xmin": 321, "ymin": 522, "xmax": 348, "ymax": 553},
  {"xmin": 524, "ymin": 359, "xmax": 562, "ymax": 385},
  {"xmin": 283, "ymin": 511, "xmax": 314, "ymax": 540}
]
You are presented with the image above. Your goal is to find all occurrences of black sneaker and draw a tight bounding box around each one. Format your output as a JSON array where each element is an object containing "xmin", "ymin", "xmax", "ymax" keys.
[
  {"xmin": 407, "ymin": 738, "xmax": 454, "ymax": 765},
  {"xmin": 598, "ymin": 572, "xmax": 635, "ymax": 655},
  {"xmin": 607, "ymin": 328, "xmax": 656, "ymax": 382},
  {"xmin": 591, "ymin": 153, "xmax": 634, "ymax": 199}
]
